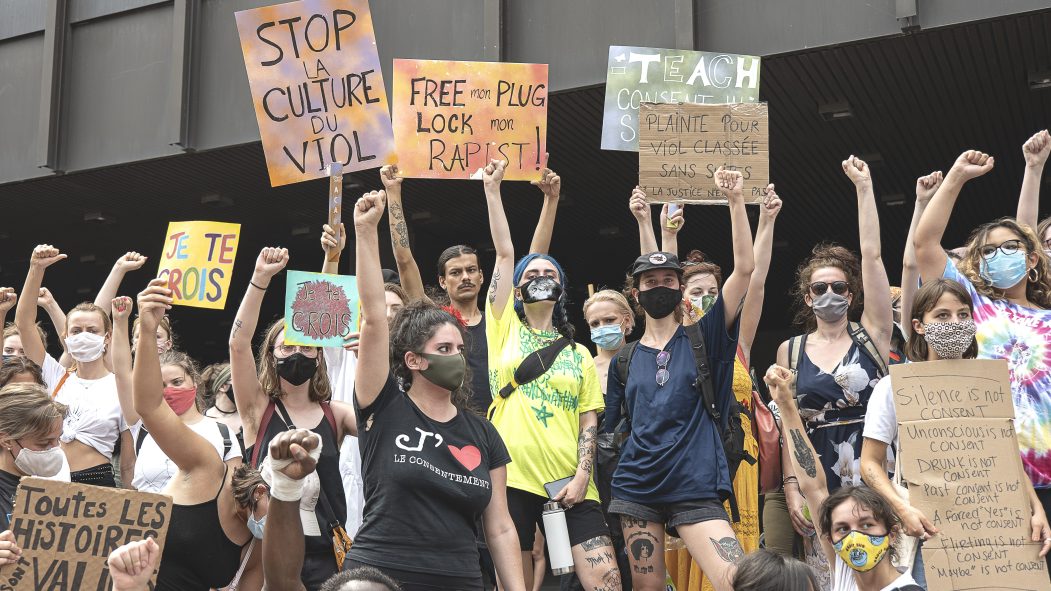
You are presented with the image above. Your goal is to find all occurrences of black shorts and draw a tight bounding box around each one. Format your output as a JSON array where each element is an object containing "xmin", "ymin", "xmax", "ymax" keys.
[
  {"xmin": 506, "ymin": 487, "xmax": 610, "ymax": 550},
  {"xmin": 609, "ymin": 497, "xmax": 728, "ymax": 538}
]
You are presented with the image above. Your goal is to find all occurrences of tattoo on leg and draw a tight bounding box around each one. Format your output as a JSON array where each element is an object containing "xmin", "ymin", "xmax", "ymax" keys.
[
  {"xmin": 710, "ymin": 536, "xmax": 744, "ymax": 564},
  {"xmin": 583, "ymin": 551, "xmax": 614, "ymax": 567},
  {"xmin": 594, "ymin": 567, "xmax": 622, "ymax": 590},
  {"xmin": 626, "ymin": 531, "xmax": 659, "ymax": 561},
  {"xmin": 619, "ymin": 515, "xmax": 648, "ymax": 530},
  {"xmin": 580, "ymin": 535, "xmax": 611, "ymax": 552},
  {"xmin": 790, "ymin": 429, "xmax": 818, "ymax": 478}
]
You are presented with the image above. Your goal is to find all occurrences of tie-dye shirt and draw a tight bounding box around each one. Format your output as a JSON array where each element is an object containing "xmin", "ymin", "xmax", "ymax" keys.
[{"xmin": 944, "ymin": 259, "xmax": 1051, "ymax": 487}]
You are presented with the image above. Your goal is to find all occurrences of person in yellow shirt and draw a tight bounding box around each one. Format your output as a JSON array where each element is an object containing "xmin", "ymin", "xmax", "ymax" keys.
[{"xmin": 481, "ymin": 159, "xmax": 618, "ymax": 590}]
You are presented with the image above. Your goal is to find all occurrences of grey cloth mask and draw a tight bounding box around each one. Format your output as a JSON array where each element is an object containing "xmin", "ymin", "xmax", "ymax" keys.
[{"xmin": 812, "ymin": 291, "xmax": 849, "ymax": 322}]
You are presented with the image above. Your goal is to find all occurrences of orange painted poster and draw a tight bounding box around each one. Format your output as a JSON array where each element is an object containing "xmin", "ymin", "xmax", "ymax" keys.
[
  {"xmin": 235, "ymin": 0, "xmax": 395, "ymax": 187},
  {"xmin": 391, "ymin": 59, "xmax": 548, "ymax": 181}
]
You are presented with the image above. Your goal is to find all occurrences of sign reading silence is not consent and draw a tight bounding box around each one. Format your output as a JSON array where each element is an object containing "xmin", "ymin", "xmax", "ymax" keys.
[{"xmin": 235, "ymin": 0, "xmax": 395, "ymax": 187}]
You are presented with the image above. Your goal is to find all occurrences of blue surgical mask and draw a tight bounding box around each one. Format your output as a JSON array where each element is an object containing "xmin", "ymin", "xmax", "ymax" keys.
[
  {"xmin": 247, "ymin": 512, "xmax": 266, "ymax": 539},
  {"xmin": 980, "ymin": 250, "xmax": 1028, "ymax": 289},
  {"xmin": 590, "ymin": 325, "xmax": 625, "ymax": 351}
]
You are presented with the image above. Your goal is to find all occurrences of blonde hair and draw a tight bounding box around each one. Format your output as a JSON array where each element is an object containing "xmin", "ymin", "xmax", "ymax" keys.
[
  {"xmin": 257, "ymin": 318, "xmax": 332, "ymax": 403},
  {"xmin": 0, "ymin": 383, "xmax": 67, "ymax": 441},
  {"xmin": 133, "ymin": 315, "xmax": 174, "ymax": 347},
  {"xmin": 959, "ymin": 218, "xmax": 1051, "ymax": 309},
  {"xmin": 3, "ymin": 322, "xmax": 48, "ymax": 349},
  {"xmin": 583, "ymin": 289, "xmax": 636, "ymax": 331},
  {"xmin": 66, "ymin": 302, "xmax": 112, "ymax": 336}
]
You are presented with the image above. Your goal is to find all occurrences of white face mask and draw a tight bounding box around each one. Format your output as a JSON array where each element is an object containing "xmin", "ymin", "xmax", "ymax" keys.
[
  {"xmin": 65, "ymin": 332, "xmax": 106, "ymax": 363},
  {"xmin": 13, "ymin": 444, "xmax": 65, "ymax": 477}
]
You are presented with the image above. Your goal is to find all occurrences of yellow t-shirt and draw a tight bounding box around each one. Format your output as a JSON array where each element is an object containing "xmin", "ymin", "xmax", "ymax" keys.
[{"xmin": 486, "ymin": 295, "xmax": 604, "ymax": 501}]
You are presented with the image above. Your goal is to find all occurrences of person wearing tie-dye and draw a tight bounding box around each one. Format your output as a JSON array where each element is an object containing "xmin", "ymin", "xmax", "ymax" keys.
[{"xmin": 916, "ymin": 149, "xmax": 1051, "ymax": 576}]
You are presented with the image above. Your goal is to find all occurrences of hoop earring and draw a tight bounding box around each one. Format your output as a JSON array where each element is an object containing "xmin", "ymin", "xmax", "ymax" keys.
[{"xmin": 1029, "ymin": 267, "xmax": 1040, "ymax": 283}]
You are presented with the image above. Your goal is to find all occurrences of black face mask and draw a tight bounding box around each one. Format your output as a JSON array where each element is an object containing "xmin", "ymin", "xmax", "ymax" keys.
[
  {"xmin": 637, "ymin": 286, "xmax": 682, "ymax": 319},
  {"xmin": 275, "ymin": 353, "xmax": 318, "ymax": 386},
  {"xmin": 520, "ymin": 276, "xmax": 564, "ymax": 304}
]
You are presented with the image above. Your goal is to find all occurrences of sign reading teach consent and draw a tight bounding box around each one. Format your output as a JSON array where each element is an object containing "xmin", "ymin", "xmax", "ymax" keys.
[
  {"xmin": 638, "ymin": 102, "xmax": 768, "ymax": 204},
  {"xmin": 391, "ymin": 59, "xmax": 548, "ymax": 181},
  {"xmin": 601, "ymin": 46, "xmax": 760, "ymax": 152},
  {"xmin": 235, "ymin": 0, "xmax": 395, "ymax": 186},
  {"xmin": 891, "ymin": 360, "xmax": 1051, "ymax": 591},
  {"xmin": 2, "ymin": 478, "xmax": 171, "ymax": 590}
]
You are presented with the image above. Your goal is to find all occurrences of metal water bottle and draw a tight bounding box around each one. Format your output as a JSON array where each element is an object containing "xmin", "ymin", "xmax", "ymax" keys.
[{"xmin": 542, "ymin": 501, "xmax": 575, "ymax": 575}]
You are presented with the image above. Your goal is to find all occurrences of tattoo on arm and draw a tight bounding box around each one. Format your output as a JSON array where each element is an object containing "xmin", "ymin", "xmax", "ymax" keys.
[
  {"xmin": 577, "ymin": 425, "xmax": 597, "ymax": 475},
  {"xmin": 580, "ymin": 535, "xmax": 611, "ymax": 552},
  {"xmin": 790, "ymin": 429, "xmax": 818, "ymax": 478},
  {"xmin": 231, "ymin": 319, "xmax": 243, "ymax": 340},
  {"xmin": 488, "ymin": 269, "xmax": 501, "ymax": 305},
  {"xmin": 389, "ymin": 201, "xmax": 409, "ymax": 249},
  {"xmin": 710, "ymin": 536, "xmax": 744, "ymax": 564}
]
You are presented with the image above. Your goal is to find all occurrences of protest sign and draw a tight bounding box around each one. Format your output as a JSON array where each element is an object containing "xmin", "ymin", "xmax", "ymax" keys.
[
  {"xmin": 157, "ymin": 221, "xmax": 240, "ymax": 310},
  {"xmin": 3, "ymin": 477, "xmax": 171, "ymax": 590},
  {"xmin": 601, "ymin": 46, "xmax": 761, "ymax": 152},
  {"xmin": 391, "ymin": 59, "xmax": 548, "ymax": 181},
  {"xmin": 284, "ymin": 270, "xmax": 359, "ymax": 348},
  {"xmin": 891, "ymin": 360, "xmax": 1051, "ymax": 591},
  {"xmin": 638, "ymin": 102, "xmax": 768, "ymax": 204},
  {"xmin": 235, "ymin": 0, "xmax": 395, "ymax": 187}
]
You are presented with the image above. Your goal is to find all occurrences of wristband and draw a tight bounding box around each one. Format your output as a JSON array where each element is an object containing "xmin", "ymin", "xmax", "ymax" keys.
[
  {"xmin": 250, "ymin": 281, "xmax": 268, "ymax": 291},
  {"xmin": 260, "ymin": 436, "xmax": 323, "ymax": 502}
]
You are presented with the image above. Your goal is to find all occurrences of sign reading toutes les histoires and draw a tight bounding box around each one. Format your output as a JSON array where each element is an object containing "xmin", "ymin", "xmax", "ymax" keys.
[{"xmin": 235, "ymin": 0, "xmax": 395, "ymax": 186}]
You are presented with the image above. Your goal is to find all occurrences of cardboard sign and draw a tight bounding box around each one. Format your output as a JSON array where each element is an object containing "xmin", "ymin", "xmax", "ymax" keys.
[
  {"xmin": 235, "ymin": 0, "xmax": 395, "ymax": 187},
  {"xmin": 601, "ymin": 46, "xmax": 761, "ymax": 152},
  {"xmin": 3, "ymin": 478, "xmax": 171, "ymax": 590},
  {"xmin": 284, "ymin": 270, "xmax": 359, "ymax": 347},
  {"xmin": 891, "ymin": 360, "xmax": 1051, "ymax": 591},
  {"xmin": 638, "ymin": 102, "xmax": 768, "ymax": 204},
  {"xmin": 157, "ymin": 221, "xmax": 240, "ymax": 310},
  {"xmin": 391, "ymin": 59, "xmax": 548, "ymax": 181}
]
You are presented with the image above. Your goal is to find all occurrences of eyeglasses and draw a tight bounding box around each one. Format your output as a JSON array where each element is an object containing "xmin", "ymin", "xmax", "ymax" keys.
[
  {"xmin": 274, "ymin": 344, "xmax": 319, "ymax": 358},
  {"xmin": 809, "ymin": 281, "xmax": 849, "ymax": 296},
  {"xmin": 656, "ymin": 350, "xmax": 671, "ymax": 387},
  {"xmin": 978, "ymin": 239, "xmax": 1024, "ymax": 260}
]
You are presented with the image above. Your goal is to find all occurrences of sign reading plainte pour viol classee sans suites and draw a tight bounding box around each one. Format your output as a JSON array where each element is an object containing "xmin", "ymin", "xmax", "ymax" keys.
[
  {"xmin": 638, "ymin": 102, "xmax": 768, "ymax": 204},
  {"xmin": 602, "ymin": 46, "xmax": 761, "ymax": 152},
  {"xmin": 891, "ymin": 359, "xmax": 1051, "ymax": 591},
  {"xmin": 391, "ymin": 59, "xmax": 548, "ymax": 181},
  {"xmin": 235, "ymin": 0, "xmax": 395, "ymax": 187},
  {"xmin": 2, "ymin": 478, "xmax": 171, "ymax": 590}
]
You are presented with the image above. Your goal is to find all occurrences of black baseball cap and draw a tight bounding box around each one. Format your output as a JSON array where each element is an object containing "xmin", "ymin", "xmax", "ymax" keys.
[
  {"xmin": 382, "ymin": 268, "xmax": 401, "ymax": 285},
  {"xmin": 630, "ymin": 252, "xmax": 683, "ymax": 278}
]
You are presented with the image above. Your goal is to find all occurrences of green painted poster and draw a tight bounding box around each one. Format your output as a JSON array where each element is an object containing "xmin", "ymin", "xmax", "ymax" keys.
[{"xmin": 601, "ymin": 46, "xmax": 761, "ymax": 152}]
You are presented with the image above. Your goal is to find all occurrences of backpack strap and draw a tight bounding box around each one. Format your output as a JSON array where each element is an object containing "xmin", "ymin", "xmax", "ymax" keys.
[
  {"xmin": 685, "ymin": 323, "xmax": 720, "ymax": 427},
  {"xmin": 50, "ymin": 370, "xmax": 73, "ymax": 399},
  {"xmin": 134, "ymin": 425, "xmax": 150, "ymax": 456},
  {"xmin": 249, "ymin": 400, "xmax": 277, "ymax": 468},
  {"xmin": 613, "ymin": 341, "xmax": 640, "ymax": 390},
  {"xmin": 848, "ymin": 321, "xmax": 888, "ymax": 377},
  {"xmin": 321, "ymin": 401, "xmax": 338, "ymax": 440},
  {"xmin": 787, "ymin": 334, "xmax": 805, "ymax": 373},
  {"xmin": 216, "ymin": 421, "xmax": 233, "ymax": 460}
]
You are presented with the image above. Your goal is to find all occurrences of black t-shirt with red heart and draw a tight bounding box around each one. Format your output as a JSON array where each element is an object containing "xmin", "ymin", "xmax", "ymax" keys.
[{"xmin": 349, "ymin": 375, "xmax": 511, "ymax": 577}]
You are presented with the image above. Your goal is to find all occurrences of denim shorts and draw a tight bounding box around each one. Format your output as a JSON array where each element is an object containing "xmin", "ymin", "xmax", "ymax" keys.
[{"xmin": 609, "ymin": 497, "xmax": 728, "ymax": 538}]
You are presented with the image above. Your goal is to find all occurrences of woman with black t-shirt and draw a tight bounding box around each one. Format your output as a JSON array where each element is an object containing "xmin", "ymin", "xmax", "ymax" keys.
[{"xmin": 347, "ymin": 189, "xmax": 526, "ymax": 591}]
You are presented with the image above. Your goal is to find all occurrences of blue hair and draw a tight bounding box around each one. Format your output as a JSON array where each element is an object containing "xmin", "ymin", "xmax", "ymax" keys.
[{"xmin": 512, "ymin": 253, "xmax": 575, "ymax": 340}]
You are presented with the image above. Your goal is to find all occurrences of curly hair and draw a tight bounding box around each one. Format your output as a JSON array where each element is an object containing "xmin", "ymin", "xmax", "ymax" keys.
[
  {"xmin": 257, "ymin": 318, "xmax": 332, "ymax": 403},
  {"xmin": 389, "ymin": 300, "xmax": 473, "ymax": 410},
  {"xmin": 231, "ymin": 464, "xmax": 266, "ymax": 511},
  {"xmin": 159, "ymin": 350, "xmax": 204, "ymax": 412},
  {"xmin": 818, "ymin": 485, "xmax": 902, "ymax": 565},
  {"xmin": 792, "ymin": 244, "xmax": 863, "ymax": 332},
  {"xmin": 958, "ymin": 218, "xmax": 1051, "ymax": 308}
]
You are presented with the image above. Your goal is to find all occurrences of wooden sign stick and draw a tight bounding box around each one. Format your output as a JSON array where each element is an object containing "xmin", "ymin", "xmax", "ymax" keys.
[{"xmin": 327, "ymin": 163, "xmax": 343, "ymax": 263}]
